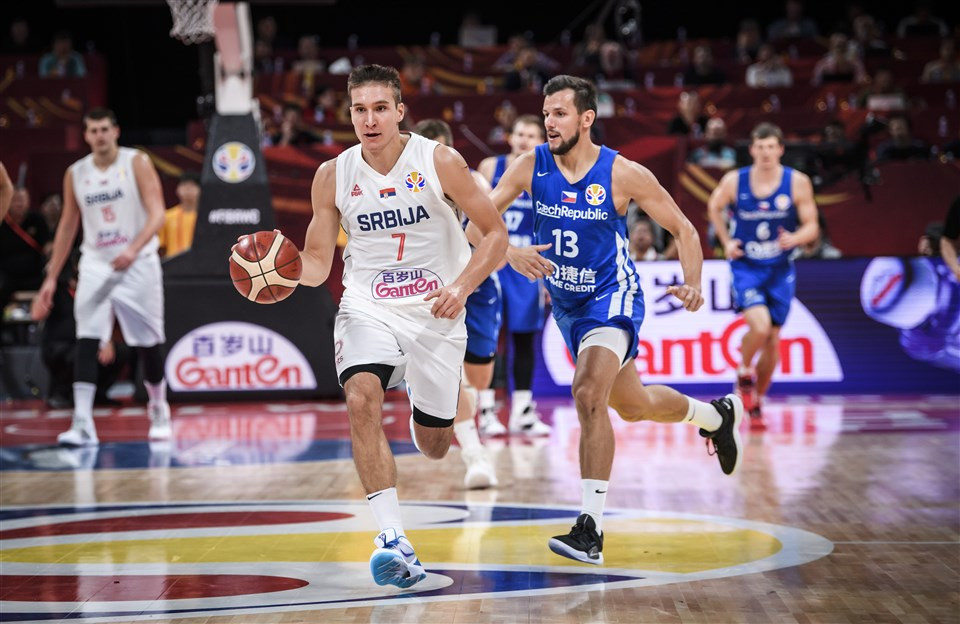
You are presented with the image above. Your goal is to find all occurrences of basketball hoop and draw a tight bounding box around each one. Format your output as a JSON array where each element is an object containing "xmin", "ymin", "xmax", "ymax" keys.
[{"xmin": 167, "ymin": 0, "xmax": 218, "ymax": 45}]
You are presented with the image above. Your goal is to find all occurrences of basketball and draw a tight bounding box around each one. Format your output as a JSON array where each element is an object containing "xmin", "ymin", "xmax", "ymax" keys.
[{"xmin": 229, "ymin": 230, "xmax": 302, "ymax": 304}]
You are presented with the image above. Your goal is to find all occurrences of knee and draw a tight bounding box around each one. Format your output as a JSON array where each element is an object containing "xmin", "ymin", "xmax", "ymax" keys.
[
  {"xmin": 751, "ymin": 320, "xmax": 773, "ymax": 340},
  {"xmin": 414, "ymin": 426, "xmax": 452, "ymax": 460},
  {"xmin": 345, "ymin": 388, "xmax": 381, "ymax": 424},
  {"xmin": 572, "ymin": 381, "xmax": 607, "ymax": 419}
]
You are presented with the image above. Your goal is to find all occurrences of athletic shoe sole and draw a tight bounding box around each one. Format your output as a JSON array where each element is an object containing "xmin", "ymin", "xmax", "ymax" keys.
[
  {"xmin": 369, "ymin": 549, "xmax": 426, "ymax": 588},
  {"xmin": 547, "ymin": 538, "xmax": 604, "ymax": 565}
]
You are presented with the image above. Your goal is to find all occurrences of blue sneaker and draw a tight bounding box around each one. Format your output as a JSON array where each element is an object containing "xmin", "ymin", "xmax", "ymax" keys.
[{"xmin": 369, "ymin": 528, "xmax": 426, "ymax": 588}]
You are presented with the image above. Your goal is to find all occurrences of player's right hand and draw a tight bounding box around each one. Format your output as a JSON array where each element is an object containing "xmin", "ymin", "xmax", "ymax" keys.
[
  {"xmin": 507, "ymin": 244, "xmax": 553, "ymax": 280},
  {"xmin": 33, "ymin": 277, "xmax": 56, "ymax": 321},
  {"xmin": 724, "ymin": 239, "xmax": 744, "ymax": 260}
]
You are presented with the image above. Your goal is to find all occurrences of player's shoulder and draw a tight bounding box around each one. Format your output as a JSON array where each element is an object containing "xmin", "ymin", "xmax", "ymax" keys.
[
  {"xmin": 611, "ymin": 153, "xmax": 654, "ymax": 182},
  {"xmin": 788, "ymin": 166, "xmax": 812, "ymax": 187},
  {"xmin": 314, "ymin": 156, "xmax": 338, "ymax": 185}
]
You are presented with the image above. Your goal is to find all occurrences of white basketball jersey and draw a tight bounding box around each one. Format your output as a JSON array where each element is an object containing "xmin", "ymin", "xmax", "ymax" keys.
[
  {"xmin": 71, "ymin": 147, "xmax": 159, "ymax": 262},
  {"xmin": 335, "ymin": 133, "xmax": 471, "ymax": 308}
]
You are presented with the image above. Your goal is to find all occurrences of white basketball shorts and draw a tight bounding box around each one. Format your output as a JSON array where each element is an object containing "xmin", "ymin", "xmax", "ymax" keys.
[
  {"xmin": 334, "ymin": 293, "xmax": 466, "ymax": 421},
  {"xmin": 75, "ymin": 253, "xmax": 165, "ymax": 347}
]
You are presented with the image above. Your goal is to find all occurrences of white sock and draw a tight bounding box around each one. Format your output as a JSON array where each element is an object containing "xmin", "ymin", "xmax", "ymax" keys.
[
  {"xmin": 479, "ymin": 389, "xmax": 495, "ymax": 412},
  {"xmin": 684, "ymin": 397, "xmax": 723, "ymax": 432},
  {"xmin": 454, "ymin": 418, "xmax": 483, "ymax": 452},
  {"xmin": 367, "ymin": 487, "xmax": 404, "ymax": 535},
  {"xmin": 512, "ymin": 389, "xmax": 533, "ymax": 413},
  {"xmin": 581, "ymin": 479, "xmax": 608, "ymax": 534},
  {"xmin": 145, "ymin": 379, "xmax": 167, "ymax": 404},
  {"xmin": 72, "ymin": 382, "xmax": 96, "ymax": 423}
]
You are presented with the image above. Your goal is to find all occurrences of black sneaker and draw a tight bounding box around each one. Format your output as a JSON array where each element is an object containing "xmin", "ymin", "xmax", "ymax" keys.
[
  {"xmin": 699, "ymin": 393, "xmax": 744, "ymax": 475},
  {"xmin": 548, "ymin": 513, "xmax": 604, "ymax": 565}
]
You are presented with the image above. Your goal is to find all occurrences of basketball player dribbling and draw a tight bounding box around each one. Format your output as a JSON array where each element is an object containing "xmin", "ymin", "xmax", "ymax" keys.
[
  {"xmin": 35, "ymin": 107, "xmax": 172, "ymax": 446},
  {"xmin": 293, "ymin": 65, "xmax": 506, "ymax": 587},
  {"xmin": 484, "ymin": 76, "xmax": 744, "ymax": 565},
  {"xmin": 707, "ymin": 123, "xmax": 820, "ymax": 425},
  {"xmin": 412, "ymin": 118, "xmax": 499, "ymax": 490}
]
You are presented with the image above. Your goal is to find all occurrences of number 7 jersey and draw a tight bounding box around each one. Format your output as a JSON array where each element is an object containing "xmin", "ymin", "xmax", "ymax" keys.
[
  {"xmin": 335, "ymin": 133, "xmax": 471, "ymax": 309},
  {"xmin": 531, "ymin": 144, "xmax": 641, "ymax": 316}
]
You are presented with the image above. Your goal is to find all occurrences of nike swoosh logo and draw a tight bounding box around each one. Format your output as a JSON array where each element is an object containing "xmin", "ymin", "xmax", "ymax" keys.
[
  {"xmin": 536, "ymin": 171, "xmax": 549, "ymax": 177},
  {"xmin": 367, "ymin": 492, "xmax": 383, "ymax": 500},
  {"xmin": 594, "ymin": 293, "xmax": 610, "ymax": 301},
  {"xmin": 595, "ymin": 489, "xmax": 607, "ymax": 494}
]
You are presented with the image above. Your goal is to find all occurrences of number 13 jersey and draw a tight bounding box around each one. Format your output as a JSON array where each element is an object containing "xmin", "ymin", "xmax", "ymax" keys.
[{"xmin": 531, "ymin": 144, "xmax": 641, "ymax": 317}]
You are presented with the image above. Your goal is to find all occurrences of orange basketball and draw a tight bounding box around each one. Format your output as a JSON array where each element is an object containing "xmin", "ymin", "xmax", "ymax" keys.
[{"xmin": 229, "ymin": 230, "xmax": 302, "ymax": 304}]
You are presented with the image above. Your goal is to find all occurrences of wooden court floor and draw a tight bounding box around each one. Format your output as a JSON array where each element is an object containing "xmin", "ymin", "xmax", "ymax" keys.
[{"xmin": 1, "ymin": 394, "xmax": 958, "ymax": 623}]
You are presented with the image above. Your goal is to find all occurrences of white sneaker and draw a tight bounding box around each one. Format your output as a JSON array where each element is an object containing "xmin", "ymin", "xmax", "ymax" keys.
[
  {"xmin": 57, "ymin": 418, "xmax": 99, "ymax": 447},
  {"xmin": 462, "ymin": 447, "xmax": 498, "ymax": 489},
  {"xmin": 148, "ymin": 402, "xmax": 172, "ymax": 440},
  {"xmin": 478, "ymin": 409, "xmax": 507, "ymax": 436},
  {"xmin": 369, "ymin": 528, "xmax": 426, "ymax": 588},
  {"xmin": 509, "ymin": 402, "xmax": 552, "ymax": 435}
]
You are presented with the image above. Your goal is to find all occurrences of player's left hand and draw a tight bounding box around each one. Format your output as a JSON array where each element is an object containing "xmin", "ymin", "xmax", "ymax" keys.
[
  {"xmin": 98, "ymin": 342, "xmax": 115, "ymax": 366},
  {"xmin": 111, "ymin": 247, "xmax": 137, "ymax": 271},
  {"xmin": 665, "ymin": 284, "xmax": 704, "ymax": 312},
  {"xmin": 777, "ymin": 226, "xmax": 799, "ymax": 250},
  {"xmin": 425, "ymin": 284, "xmax": 468, "ymax": 319}
]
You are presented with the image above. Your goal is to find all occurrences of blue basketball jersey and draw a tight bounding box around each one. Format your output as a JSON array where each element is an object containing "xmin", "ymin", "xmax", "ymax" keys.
[
  {"xmin": 492, "ymin": 155, "xmax": 535, "ymax": 248},
  {"xmin": 730, "ymin": 166, "xmax": 799, "ymax": 266},
  {"xmin": 531, "ymin": 144, "xmax": 640, "ymax": 314}
]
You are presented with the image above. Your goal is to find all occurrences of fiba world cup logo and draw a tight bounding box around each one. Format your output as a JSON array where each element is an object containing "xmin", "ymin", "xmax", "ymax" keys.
[
  {"xmin": 405, "ymin": 171, "xmax": 425, "ymax": 193},
  {"xmin": 213, "ymin": 142, "xmax": 256, "ymax": 183},
  {"xmin": 585, "ymin": 183, "xmax": 606, "ymax": 206}
]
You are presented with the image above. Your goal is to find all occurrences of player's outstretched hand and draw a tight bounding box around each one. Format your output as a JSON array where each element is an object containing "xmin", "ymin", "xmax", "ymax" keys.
[
  {"xmin": 111, "ymin": 247, "xmax": 137, "ymax": 271},
  {"xmin": 724, "ymin": 239, "xmax": 744, "ymax": 260},
  {"xmin": 506, "ymin": 244, "xmax": 553, "ymax": 280},
  {"xmin": 425, "ymin": 284, "xmax": 468, "ymax": 319},
  {"xmin": 665, "ymin": 284, "xmax": 704, "ymax": 312}
]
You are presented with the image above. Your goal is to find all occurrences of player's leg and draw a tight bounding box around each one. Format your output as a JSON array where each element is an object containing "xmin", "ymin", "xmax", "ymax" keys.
[
  {"xmin": 753, "ymin": 263, "xmax": 794, "ymax": 422},
  {"xmin": 111, "ymin": 256, "xmax": 171, "ymax": 440},
  {"xmin": 502, "ymin": 274, "xmax": 550, "ymax": 434},
  {"xmin": 607, "ymin": 360, "xmax": 744, "ymax": 476},
  {"xmin": 58, "ymin": 264, "xmax": 113, "ymax": 446},
  {"xmin": 547, "ymin": 341, "xmax": 620, "ymax": 565},
  {"xmin": 342, "ymin": 366, "xmax": 425, "ymax": 588},
  {"xmin": 456, "ymin": 359, "xmax": 498, "ymax": 489}
]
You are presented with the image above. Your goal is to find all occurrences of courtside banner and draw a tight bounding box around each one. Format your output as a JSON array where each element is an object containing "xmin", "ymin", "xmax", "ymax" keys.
[{"xmin": 533, "ymin": 258, "xmax": 959, "ymax": 395}]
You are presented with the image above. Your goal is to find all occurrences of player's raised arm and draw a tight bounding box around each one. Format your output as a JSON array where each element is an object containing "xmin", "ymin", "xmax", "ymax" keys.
[
  {"xmin": 618, "ymin": 156, "xmax": 704, "ymax": 311},
  {"xmin": 707, "ymin": 170, "xmax": 742, "ymax": 260},
  {"xmin": 777, "ymin": 171, "xmax": 819, "ymax": 250},
  {"xmin": 489, "ymin": 149, "xmax": 535, "ymax": 214},
  {"xmin": 430, "ymin": 145, "xmax": 507, "ymax": 318},
  {"xmin": 299, "ymin": 158, "xmax": 342, "ymax": 287}
]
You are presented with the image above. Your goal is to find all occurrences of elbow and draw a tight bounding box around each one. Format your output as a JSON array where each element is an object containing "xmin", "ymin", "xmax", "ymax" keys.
[{"xmin": 679, "ymin": 220, "xmax": 700, "ymax": 246}]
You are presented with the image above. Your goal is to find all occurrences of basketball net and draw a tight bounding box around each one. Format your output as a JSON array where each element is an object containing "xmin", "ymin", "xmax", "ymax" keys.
[{"xmin": 167, "ymin": 0, "xmax": 218, "ymax": 45}]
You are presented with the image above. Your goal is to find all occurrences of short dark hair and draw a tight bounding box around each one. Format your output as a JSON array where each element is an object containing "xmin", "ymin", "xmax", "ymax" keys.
[
  {"xmin": 412, "ymin": 119, "xmax": 453, "ymax": 146},
  {"xmin": 83, "ymin": 107, "xmax": 117, "ymax": 130},
  {"xmin": 512, "ymin": 114, "xmax": 545, "ymax": 138},
  {"xmin": 178, "ymin": 170, "xmax": 201, "ymax": 186},
  {"xmin": 347, "ymin": 64, "xmax": 402, "ymax": 105},
  {"xmin": 281, "ymin": 101, "xmax": 302, "ymax": 115},
  {"xmin": 887, "ymin": 113, "xmax": 912, "ymax": 129},
  {"xmin": 543, "ymin": 75, "xmax": 598, "ymax": 115},
  {"xmin": 750, "ymin": 122, "xmax": 784, "ymax": 144}
]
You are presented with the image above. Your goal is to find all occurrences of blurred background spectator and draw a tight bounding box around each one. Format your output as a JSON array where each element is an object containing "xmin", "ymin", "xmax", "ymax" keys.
[
  {"xmin": 689, "ymin": 118, "xmax": 738, "ymax": 170},
  {"xmin": 667, "ymin": 91, "xmax": 709, "ymax": 137},
  {"xmin": 745, "ymin": 44, "xmax": 793, "ymax": 87},
  {"xmin": 39, "ymin": 31, "xmax": 86, "ymax": 78},
  {"xmin": 683, "ymin": 45, "xmax": 728, "ymax": 86},
  {"xmin": 875, "ymin": 114, "xmax": 932, "ymax": 162},
  {"xmin": 0, "ymin": 188, "xmax": 50, "ymax": 310},
  {"xmin": 629, "ymin": 219, "xmax": 664, "ymax": 262},
  {"xmin": 896, "ymin": 1, "xmax": 949, "ymax": 38},
  {"xmin": 920, "ymin": 38, "xmax": 960, "ymax": 83},
  {"xmin": 159, "ymin": 171, "xmax": 201, "ymax": 259},
  {"xmin": 2, "ymin": 18, "xmax": 36, "ymax": 55},
  {"xmin": 768, "ymin": 0, "xmax": 819, "ymax": 40},
  {"xmin": 813, "ymin": 33, "xmax": 866, "ymax": 85}
]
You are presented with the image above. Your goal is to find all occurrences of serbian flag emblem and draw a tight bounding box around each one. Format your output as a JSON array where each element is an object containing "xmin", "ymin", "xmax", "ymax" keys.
[{"xmin": 379, "ymin": 188, "xmax": 396, "ymax": 199}]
